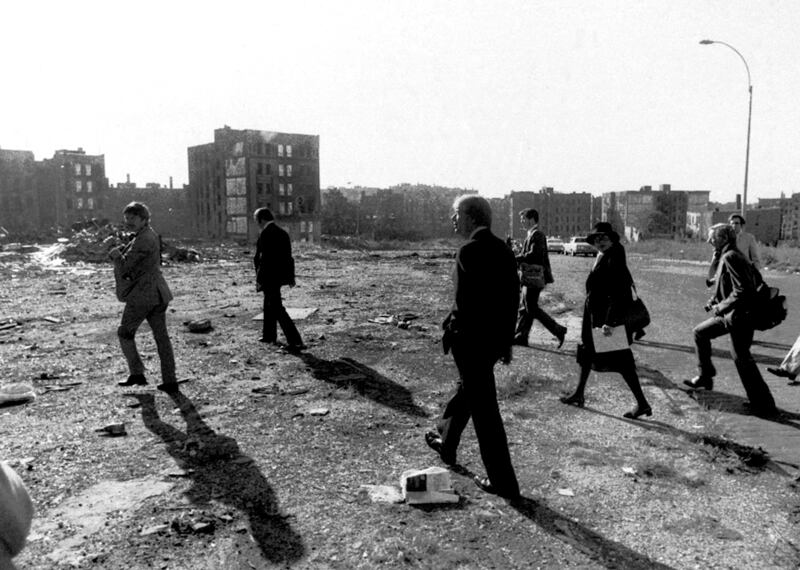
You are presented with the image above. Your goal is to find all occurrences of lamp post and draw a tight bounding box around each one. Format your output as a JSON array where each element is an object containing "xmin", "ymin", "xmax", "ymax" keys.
[{"xmin": 699, "ymin": 39, "xmax": 752, "ymax": 217}]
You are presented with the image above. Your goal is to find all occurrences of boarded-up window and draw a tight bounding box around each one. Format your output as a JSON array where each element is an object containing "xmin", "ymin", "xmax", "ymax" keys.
[
  {"xmin": 226, "ymin": 177, "xmax": 246, "ymax": 196},
  {"xmin": 86, "ymin": 181, "xmax": 93, "ymax": 193},
  {"xmin": 227, "ymin": 216, "xmax": 247, "ymax": 234},
  {"xmin": 278, "ymin": 164, "xmax": 285, "ymax": 177},
  {"xmin": 85, "ymin": 164, "xmax": 92, "ymax": 176},
  {"xmin": 287, "ymin": 164, "xmax": 292, "ymax": 177},
  {"xmin": 226, "ymin": 157, "xmax": 246, "ymax": 176},
  {"xmin": 286, "ymin": 145, "xmax": 292, "ymax": 157},
  {"xmin": 75, "ymin": 180, "xmax": 82, "ymax": 192},
  {"xmin": 227, "ymin": 196, "xmax": 247, "ymax": 215}
]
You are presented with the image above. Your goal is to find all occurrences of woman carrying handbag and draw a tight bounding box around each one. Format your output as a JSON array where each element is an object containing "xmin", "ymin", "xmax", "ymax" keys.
[{"xmin": 560, "ymin": 222, "xmax": 653, "ymax": 419}]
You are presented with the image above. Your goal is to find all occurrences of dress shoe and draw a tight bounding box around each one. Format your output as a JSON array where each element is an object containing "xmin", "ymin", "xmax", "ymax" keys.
[
  {"xmin": 424, "ymin": 431, "xmax": 456, "ymax": 465},
  {"xmin": 633, "ymin": 329, "xmax": 646, "ymax": 341},
  {"xmin": 767, "ymin": 367, "xmax": 797, "ymax": 381},
  {"xmin": 623, "ymin": 404, "xmax": 652, "ymax": 419},
  {"xmin": 555, "ymin": 326, "xmax": 567, "ymax": 349},
  {"xmin": 118, "ymin": 374, "xmax": 147, "ymax": 387},
  {"xmin": 559, "ymin": 393, "xmax": 585, "ymax": 408},
  {"xmin": 285, "ymin": 343, "xmax": 307, "ymax": 353},
  {"xmin": 683, "ymin": 376, "xmax": 714, "ymax": 391},
  {"xmin": 156, "ymin": 383, "xmax": 180, "ymax": 394},
  {"xmin": 473, "ymin": 475, "xmax": 520, "ymax": 500}
]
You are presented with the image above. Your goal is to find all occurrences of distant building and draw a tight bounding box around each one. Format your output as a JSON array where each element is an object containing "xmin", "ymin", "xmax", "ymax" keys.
[
  {"xmin": 102, "ymin": 179, "xmax": 195, "ymax": 238},
  {"xmin": 780, "ymin": 193, "xmax": 800, "ymax": 241},
  {"xmin": 602, "ymin": 184, "xmax": 710, "ymax": 241},
  {"xmin": 38, "ymin": 148, "xmax": 109, "ymax": 230},
  {"xmin": 188, "ymin": 126, "xmax": 321, "ymax": 242},
  {"xmin": 0, "ymin": 146, "xmax": 109, "ymax": 235},
  {"xmin": 508, "ymin": 187, "xmax": 595, "ymax": 239},
  {"xmin": 0, "ymin": 149, "xmax": 38, "ymax": 234}
]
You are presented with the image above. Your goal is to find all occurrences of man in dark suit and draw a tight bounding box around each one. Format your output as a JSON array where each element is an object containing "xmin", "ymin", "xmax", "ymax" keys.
[
  {"xmin": 513, "ymin": 208, "xmax": 567, "ymax": 348},
  {"xmin": 253, "ymin": 208, "xmax": 304, "ymax": 351},
  {"xmin": 110, "ymin": 202, "xmax": 178, "ymax": 393},
  {"xmin": 425, "ymin": 195, "xmax": 521, "ymax": 499},
  {"xmin": 685, "ymin": 223, "xmax": 777, "ymax": 417}
]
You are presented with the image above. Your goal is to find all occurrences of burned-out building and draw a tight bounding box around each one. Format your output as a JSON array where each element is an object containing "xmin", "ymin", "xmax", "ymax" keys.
[
  {"xmin": 38, "ymin": 148, "xmax": 109, "ymax": 230},
  {"xmin": 0, "ymin": 147, "xmax": 108, "ymax": 235},
  {"xmin": 188, "ymin": 126, "xmax": 320, "ymax": 242}
]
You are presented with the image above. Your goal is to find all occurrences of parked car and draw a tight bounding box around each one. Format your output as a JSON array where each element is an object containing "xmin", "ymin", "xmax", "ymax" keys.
[
  {"xmin": 546, "ymin": 238, "xmax": 565, "ymax": 254},
  {"xmin": 563, "ymin": 236, "xmax": 596, "ymax": 256}
]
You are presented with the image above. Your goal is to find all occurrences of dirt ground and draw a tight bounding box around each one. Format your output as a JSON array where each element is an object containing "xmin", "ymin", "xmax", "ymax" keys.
[{"xmin": 1, "ymin": 241, "xmax": 799, "ymax": 569}]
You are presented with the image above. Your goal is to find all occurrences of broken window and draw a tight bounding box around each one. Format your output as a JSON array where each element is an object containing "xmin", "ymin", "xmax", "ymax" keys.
[
  {"xmin": 278, "ymin": 144, "xmax": 284, "ymax": 157},
  {"xmin": 86, "ymin": 181, "xmax": 93, "ymax": 193},
  {"xmin": 278, "ymin": 164, "xmax": 285, "ymax": 177},
  {"xmin": 75, "ymin": 180, "xmax": 82, "ymax": 192},
  {"xmin": 287, "ymin": 164, "xmax": 292, "ymax": 177},
  {"xmin": 85, "ymin": 164, "xmax": 92, "ymax": 176},
  {"xmin": 287, "ymin": 183, "xmax": 293, "ymax": 196},
  {"xmin": 74, "ymin": 164, "xmax": 81, "ymax": 176},
  {"xmin": 286, "ymin": 145, "xmax": 292, "ymax": 157}
]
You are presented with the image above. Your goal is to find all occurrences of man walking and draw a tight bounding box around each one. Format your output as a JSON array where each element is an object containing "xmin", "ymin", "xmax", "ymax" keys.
[
  {"xmin": 110, "ymin": 202, "xmax": 179, "ymax": 393},
  {"xmin": 684, "ymin": 224, "xmax": 777, "ymax": 417},
  {"xmin": 424, "ymin": 195, "xmax": 521, "ymax": 499},
  {"xmin": 729, "ymin": 214, "xmax": 761, "ymax": 270},
  {"xmin": 253, "ymin": 208, "xmax": 304, "ymax": 351},
  {"xmin": 513, "ymin": 208, "xmax": 567, "ymax": 348}
]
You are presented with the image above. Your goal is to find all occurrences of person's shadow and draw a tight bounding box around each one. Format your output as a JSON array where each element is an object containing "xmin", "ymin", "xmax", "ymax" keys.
[
  {"xmin": 297, "ymin": 353, "xmax": 428, "ymax": 418},
  {"xmin": 129, "ymin": 392, "xmax": 304, "ymax": 564}
]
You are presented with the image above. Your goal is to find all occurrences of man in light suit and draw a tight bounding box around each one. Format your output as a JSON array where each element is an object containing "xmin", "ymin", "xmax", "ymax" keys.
[
  {"xmin": 685, "ymin": 223, "xmax": 777, "ymax": 417},
  {"xmin": 425, "ymin": 195, "xmax": 520, "ymax": 499},
  {"xmin": 729, "ymin": 214, "xmax": 761, "ymax": 270},
  {"xmin": 109, "ymin": 202, "xmax": 178, "ymax": 393},
  {"xmin": 253, "ymin": 208, "xmax": 304, "ymax": 351},
  {"xmin": 513, "ymin": 208, "xmax": 567, "ymax": 348}
]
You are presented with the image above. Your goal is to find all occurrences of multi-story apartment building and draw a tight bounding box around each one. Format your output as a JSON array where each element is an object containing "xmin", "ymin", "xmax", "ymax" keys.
[
  {"xmin": 780, "ymin": 194, "xmax": 800, "ymax": 241},
  {"xmin": 1, "ymin": 147, "xmax": 107, "ymax": 234},
  {"xmin": 0, "ymin": 149, "xmax": 39, "ymax": 234},
  {"xmin": 38, "ymin": 148, "xmax": 108, "ymax": 229},
  {"xmin": 602, "ymin": 184, "xmax": 711, "ymax": 240},
  {"xmin": 508, "ymin": 187, "xmax": 596, "ymax": 239},
  {"xmin": 188, "ymin": 126, "xmax": 320, "ymax": 242}
]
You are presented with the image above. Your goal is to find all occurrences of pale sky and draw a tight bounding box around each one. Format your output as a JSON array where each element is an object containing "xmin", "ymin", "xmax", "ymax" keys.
[{"xmin": 3, "ymin": 0, "xmax": 800, "ymax": 204}]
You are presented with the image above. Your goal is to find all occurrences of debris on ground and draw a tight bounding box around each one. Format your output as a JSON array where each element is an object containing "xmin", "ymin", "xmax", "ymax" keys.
[
  {"xmin": 185, "ymin": 319, "xmax": 213, "ymax": 333},
  {"xmin": 401, "ymin": 466, "xmax": 459, "ymax": 504},
  {"xmin": 368, "ymin": 312, "xmax": 426, "ymax": 330},
  {"xmin": 0, "ymin": 383, "xmax": 36, "ymax": 405},
  {"xmin": 359, "ymin": 484, "xmax": 405, "ymax": 504},
  {"xmin": 95, "ymin": 423, "xmax": 127, "ymax": 437}
]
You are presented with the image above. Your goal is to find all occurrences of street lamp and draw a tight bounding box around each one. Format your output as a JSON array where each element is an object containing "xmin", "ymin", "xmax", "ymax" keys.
[{"xmin": 699, "ymin": 39, "xmax": 753, "ymax": 216}]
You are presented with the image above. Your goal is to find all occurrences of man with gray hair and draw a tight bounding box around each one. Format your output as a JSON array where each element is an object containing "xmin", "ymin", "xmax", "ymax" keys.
[
  {"xmin": 424, "ymin": 194, "xmax": 521, "ymax": 499},
  {"xmin": 684, "ymin": 223, "xmax": 777, "ymax": 416}
]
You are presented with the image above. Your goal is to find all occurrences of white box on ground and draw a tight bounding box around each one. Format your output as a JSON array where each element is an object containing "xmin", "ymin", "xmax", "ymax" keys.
[{"xmin": 400, "ymin": 466, "xmax": 459, "ymax": 504}]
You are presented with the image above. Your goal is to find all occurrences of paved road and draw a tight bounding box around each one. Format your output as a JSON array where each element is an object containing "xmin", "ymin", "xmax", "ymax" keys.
[{"xmin": 546, "ymin": 254, "xmax": 800, "ymax": 476}]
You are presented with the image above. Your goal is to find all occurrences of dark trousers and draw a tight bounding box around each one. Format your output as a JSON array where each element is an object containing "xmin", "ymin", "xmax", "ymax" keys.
[
  {"xmin": 436, "ymin": 343, "xmax": 519, "ymax": 496},
  {"xmin": 262, "ymin": 286, "xmax": 302, "ymax": 346},
  {"xmin": 693, "ymin": 316, "xmax": 776, "ymax": 411},
  {"xmin": 118, "ymin": 301, "xmax": 176, "ymax": 384},
  {"xmin": 515, "ymin": 285, "xmax": 563, "ymax": 340}
]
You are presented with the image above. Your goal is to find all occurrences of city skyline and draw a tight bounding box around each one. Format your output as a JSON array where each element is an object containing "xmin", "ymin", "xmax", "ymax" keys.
[{"xmin": 4, "ymin": 1, "xmax": 800, "ymax": 203}]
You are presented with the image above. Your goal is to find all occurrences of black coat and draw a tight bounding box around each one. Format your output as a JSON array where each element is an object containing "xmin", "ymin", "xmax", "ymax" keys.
[
  {"xmin": 254, "ymin": 222, "xmax": 295, "ymax": 288},
  {"xmin": 445, "ymin": 228, "xmax": 519, "ymax": 361},
  {"xmin": 579, "ymin": 242, "xmax": 635, "ymax": 371}
]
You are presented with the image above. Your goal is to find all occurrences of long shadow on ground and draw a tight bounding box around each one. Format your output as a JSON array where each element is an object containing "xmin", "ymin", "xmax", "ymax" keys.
[
  {"xmin": 296, "ymin": 352, "xmax": 428, "ymax": 418},
  {"xmin": 130, "ymin": 392, "xmax": 305, "ymax": 565},
  {"xmin": 634, "ymin": 339, "xmax": 783, "ymax": 365},
  {"xmin": 578, "ymin": 406, "xmax": 794, "ymax": 476},
  {"xmin": 691, "ymin": 389, "xmax": 800, "ymax": 430},
  {"xmin": 446, "ymin": 465, "xmax": 673, "ymax": 569}
]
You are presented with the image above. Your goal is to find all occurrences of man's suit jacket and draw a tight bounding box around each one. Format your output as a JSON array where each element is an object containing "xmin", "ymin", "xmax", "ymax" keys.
[
  {"xmin": 515, "ymin": 227, "xmax": 554, "ymax": 284},
  {"xmin": 710, "ymin": 242, "xmax": 757, "ymax": 325},
  {"xmin": 445, "ymin": 227, "xmax": 519, "ymax": 360},
  {"xmin": 254, "ymin": 222, "xmax": 295, "ymax": 289},
  {"xmin": 114, "ymin": 225, "xmax": 173, "ymax": 306}
]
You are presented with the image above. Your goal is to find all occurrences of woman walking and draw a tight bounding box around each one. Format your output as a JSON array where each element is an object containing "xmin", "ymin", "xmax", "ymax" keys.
[{"xmin": 560, "ymin": 222, "xmax": 652, "ymax": 419}]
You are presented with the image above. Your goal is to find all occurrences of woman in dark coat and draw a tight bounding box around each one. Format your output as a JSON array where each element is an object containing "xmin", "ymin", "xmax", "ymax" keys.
[{"xmin": 560, "ymin": 222, "xmax": 652, "ymax": 419}]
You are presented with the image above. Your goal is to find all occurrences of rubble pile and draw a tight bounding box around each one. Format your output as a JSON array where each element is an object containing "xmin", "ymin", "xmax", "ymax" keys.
[{"xmin": 61, "ymin": 224, "xmax": 125, "ymax": 263}]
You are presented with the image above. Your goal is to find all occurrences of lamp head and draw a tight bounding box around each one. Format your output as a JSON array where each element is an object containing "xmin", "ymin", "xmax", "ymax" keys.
[{"xmin": 699, "ymin": 39, "xmax": 714, "ymax": 45}]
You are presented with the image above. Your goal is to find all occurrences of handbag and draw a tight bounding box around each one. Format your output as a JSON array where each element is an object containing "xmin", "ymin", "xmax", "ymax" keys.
[
  {"xmin": 627, "ymin": 286, "xmax": 650, "ymax": 331},
  {"xmin": 591, "ymin": 326, "xmax": 629, "ymax": 353},
  {"xmin": 519, "ymin": 263, "xmax": 546, "ymax": 289}
]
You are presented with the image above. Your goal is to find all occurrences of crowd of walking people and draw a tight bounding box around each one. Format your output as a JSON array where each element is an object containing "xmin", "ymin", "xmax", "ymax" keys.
[{"xmin": 2, "ymin": 196, "xmax": 790, "ymax": 565}]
